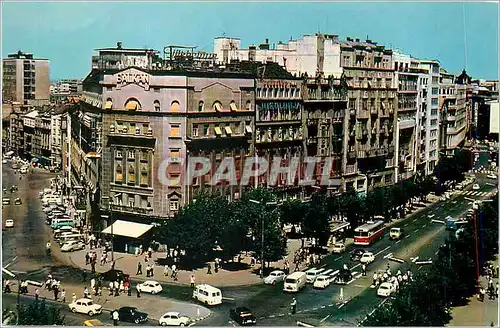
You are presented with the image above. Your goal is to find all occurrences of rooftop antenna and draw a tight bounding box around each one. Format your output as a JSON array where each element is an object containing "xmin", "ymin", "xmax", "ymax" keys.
[{"xmin": 222, "ymin": 31, "xmax": 227, "ymax": 38}]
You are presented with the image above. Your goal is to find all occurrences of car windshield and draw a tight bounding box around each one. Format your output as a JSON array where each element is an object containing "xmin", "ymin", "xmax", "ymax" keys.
[
  {"xmin": 241, "ymin": 313, "xmax": 252, "ymax": 317},
  {"xmin": 87, "ymin": 301, "xmax": 93, "ymax": 305},
  {"xmin": 380, "ymin": 286, "xmax": 389, "ymax": 290},
  {"xmin": 271, "ymin": 273, "xmax": 278, "ymax": 276}
]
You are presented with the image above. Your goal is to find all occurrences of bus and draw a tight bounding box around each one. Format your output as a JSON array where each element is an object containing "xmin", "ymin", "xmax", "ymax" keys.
[{"xmin": 354, "ymin": 220, "xmax": 385, "ymax": 246}]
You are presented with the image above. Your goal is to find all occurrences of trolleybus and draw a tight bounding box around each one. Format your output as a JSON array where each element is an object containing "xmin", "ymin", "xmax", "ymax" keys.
[{"xmin": 354, "ymin": 220, "xmax": 385, "ymax": 246}]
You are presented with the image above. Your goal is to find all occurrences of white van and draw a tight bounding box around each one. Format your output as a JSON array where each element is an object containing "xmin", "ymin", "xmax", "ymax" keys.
[
  {"xmin": 305, "ymin": 268, "xmax": 325, "ymax": 283},
  {"xmin": 283, "ymin": 272, "xmax": 307, "ymax": 293},
  {"xmin": 192, "ymin": 284, "xmax": 222, "ymax": 306},
  {"xmin": 58, "ymin": 234, "xmax": 84, "ymax": 245}
]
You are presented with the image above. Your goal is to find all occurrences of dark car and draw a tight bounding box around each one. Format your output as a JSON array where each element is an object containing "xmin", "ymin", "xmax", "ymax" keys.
[
  {"xmin": 230, "ymin": 307, "xmax": 256, "ymax": 326},
  {"xmin": 14, "ymin": 198, "xmax": 22, "ymax": 205},
  {"xmin": 350, "ymin": 249, "xmax": 365, "ymax": 261},
  {"xmin": 112, "ymin": 307, "xmax": 148, "ymax": 324},
  {"xmin": 99, "ymin": 269, "xmax": 130, "ymax": 286}
]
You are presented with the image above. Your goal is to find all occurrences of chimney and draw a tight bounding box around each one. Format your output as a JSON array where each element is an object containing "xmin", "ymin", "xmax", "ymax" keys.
[
  {"xmin": 346, "ymin": 37, "xmax": 353, "ymax": 42},
  {"xmin": 265, "ymin": 38, "xmax": 269, "ymax": 44},
  {"xmin": 355, "ymin": 38, "xmax": 360, "ymax": 42},
  {"xmin": 117, "ymin": 42, "xmax": 123, "ymax": 49}
]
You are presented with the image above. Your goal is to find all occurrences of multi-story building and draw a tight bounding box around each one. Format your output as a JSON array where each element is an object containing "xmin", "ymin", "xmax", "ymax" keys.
[
  {"xmin": 7, "ymin": 103, "xmax": 30, "ymax": 156},
  {"xmin": 50, "ymin": 79, "xmax": 83, "ymax": 102},
  {"xmin": 416, "ymin": 60, "xmax": 441, "ymax": 176},
  {"xmin": 2, "ymin": 51, "xmax": 50, "ymax": 106},
  {"xmin": 32, "ymin": 111, "xmax": 52, "ymax": 165},
  {"xmin": 21, "ymin": 110, "xmax": 38, "ymax": 159},
  {"xmin": 340, "ymin": 38, "xmax": 397, "ymax": 193},
  {"xmin": 50, "ymin": 107, "xmax": 68, "ymax": 169},
  {"xmin": 393, "ymin": 53, "xmax": 420, "ymax": 181},
  {"xmin": 438, "ymin": 69, "xmax": 468, "ymax": 156}
]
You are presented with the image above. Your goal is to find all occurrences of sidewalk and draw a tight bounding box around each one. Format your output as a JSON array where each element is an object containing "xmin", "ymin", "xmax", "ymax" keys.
[
  {"xmin": 7, "ymin": 280, "xmax": 211, "ymax": 322},
  {"xmin": 53, "ymin": 197, "xmax": 440, "ymax": 288},
  {"xmin": 449, "ymin": 275, "xmax": 499, "ymax": 326}
]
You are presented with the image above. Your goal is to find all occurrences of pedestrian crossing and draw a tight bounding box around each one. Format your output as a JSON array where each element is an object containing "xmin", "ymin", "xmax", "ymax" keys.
[{"xmin": 458, "ymin": 190, "xmax": 497, "ymax": 197}]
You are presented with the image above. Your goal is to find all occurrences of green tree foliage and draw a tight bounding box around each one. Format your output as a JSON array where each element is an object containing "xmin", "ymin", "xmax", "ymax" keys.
[
  {"xmin": 302, "ymin": 192, "xmax": 331, "ymax": 246},
  {"xmin": 17, "ymin": 300, "xmax": 65, "ymax": 325}
]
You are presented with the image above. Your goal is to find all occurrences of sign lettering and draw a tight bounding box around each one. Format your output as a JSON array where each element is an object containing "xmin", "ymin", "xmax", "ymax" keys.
[{"xmin": 116, "ymin": 71, "xmax": 150, "ymax": 87}]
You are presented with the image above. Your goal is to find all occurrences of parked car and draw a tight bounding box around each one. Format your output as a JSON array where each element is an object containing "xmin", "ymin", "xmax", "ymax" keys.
[
  {"xmin": 332, "ymin": 243, "xmax": 346, "ymax": 254},
  {"xmin": 263, "ymin": 270, "xmax": 286, "ymax": 285},
  {"xmin": 230, "ymin": 307, "xmax": 256, "ymax": 326},
  {"xmin": 111, "ymin": 307, "xmax": 148, "ymax": 324},
  {"xmin": 350, "ymin": 249, "xmax": 365, "ymax": 261},
  {"xmin": 158, "ymin": 312, "xmax": 191, "ymax": 326},
  {"xmin": 14, "ymin": 198, "xmax": 22, "ymax": 205},
  {"xmin": 360, "ymin": 252, "xmax": 375, "ymax": 264},
  {"xmin": 61, "ymin": 240, "xmax": 86, "ymax": 252},
  {"xmin": 5, "ymin": 219, "xmax": 14, "ymax": 228},
  {"xmin": 2, "ymin": 199, "xmax": 11, "ymax": 205},
  {"xmin": 312, "ymin": 275, "xmax": 331, "ymax": 289},
  {"xmin": 136, "ymin": 280, "xmax": 162, "ymax": 294},
  {"xmin": 389, "ymin": 227, "xmax": 403, "ymax": 240},
  {"xmin": 377, "ymin": 282, "xmax": 396, "ymax": 297},
  {"xmin": 473, "ymin": 184, "xmax": 480, "ymax": 190},
  {"xmin": 98, "ymin": 270, "xmax": 130, "ymax": 286},
  {"xmin": 487, "ymin": 174, "xmax": 497, "ymax": 180},
  {"xmin": 69, "ymin": 298, "xmax": 102, "ymax": 316}
]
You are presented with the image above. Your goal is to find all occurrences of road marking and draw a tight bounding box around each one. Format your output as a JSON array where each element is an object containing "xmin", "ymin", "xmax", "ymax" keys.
[
  {"xmin": 302, "ymin": 309, "xmax": 310, "ymax": 312},
  {"xmin": 412, "ymin": 219, "xmax": 417, "ymax": 222},
  {"xmin": 374, "ymin": 246, "xmax": 391, "ymax": 257},
  {"xmin": 278, "ymin": 313, "xmax": 285, "ymax": 317},
  {"xmin": 328, "ymin": 304, "xmax": 334, "ymax": 307},
  {"xmin": 396, "ymin": 240, "xmax": 401, "ymax": 244},
  {"xmin": 320, "ymin": 315, "xmax": 330, "ymax": 323},
  {"xmin": 338, "ymin": 303, "xmax": 346, "ymax": 309},
  {"xmin": 320, "ymin": 305, "xmax": 326, "ymax": 309},
  {"xmin": 269, "ymin": 315, "xmax": 276, "ymax": 318},
  {"xmin": 411, "ymin": 256, "xmax": 419, "ymax": 263},
  {"xmin": 333, "ymin": 257, "xmax": 343, "ymax": 262},
  {"xmin": 422, "ymin": 224, "xmax": 427, "ymax": 228},
  {"xmin": 414, "ymin": 228, "xmax": 419, "ymax": 232},
  {"xmin": 383, "ymin": 253, "xmax": 393, "ymax": 259},
  {"xmin": 350, "ymin": 263, "xmax": 360, "ymax": 270},
  {"xmin": 354, "ymin": 284, "xmax": 365, "ymax": 288},
  {"xmin": 435, "ymin": 251, "xmax": 439, "ymax": 255},
  {"xmin": 403, "ymin": 223, "xmax": 408, "ymax": 227}
]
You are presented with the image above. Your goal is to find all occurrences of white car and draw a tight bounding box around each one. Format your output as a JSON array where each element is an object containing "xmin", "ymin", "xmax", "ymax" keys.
[
  {"xmin": 377, "ymin": 282, "xmax": 396, "ymax": 297},
  {"xmin": 312, "ymin": 275, "xmax": 331, "ymax": 289},
  {"xmin": 360, "ymin": 252, "xmax": 375, "ymax": 264},
  {"xmin": 137, "ymin": 280, "xmax": 163, "ymax": 294},
  {"xmin": 61, "ymin": 240, "xmax": 86, "ymax": 252},
  {"xmin": 487, "ymin": 174, "xmax": 497, "ymax": 180},
  {"xmin": 473, "ymin": 184, "xmax": 480, "ymax": 190},
  {"xmin": 2, "ymin": 159, "xmax": 7, "ymax": 164},
  {"xmin": 5, "ymin": 219, "xmax": 14, "ymax": 228},
  {"xmin": 332, "ymin": 243, "xmax": 346, "ymax": 254},
  {"xmin": 263, "ymin": 270, "xmax": 286, "ymax": 285},
  {"xmin": 69, "ymin": 298, "xmax": 102, "ymax": 316},
  {"xmin": 158, "ymin": 311, "xmax": 191, "ymax": 326}
]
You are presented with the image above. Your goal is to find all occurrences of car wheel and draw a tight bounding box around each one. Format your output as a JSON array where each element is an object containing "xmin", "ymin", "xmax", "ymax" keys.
[
  {"xmin": 88, "ymin": 311, "xmax": 94, "ymax": 316},
  {"xmin": 135, "ymin": 319, "xmax": 140, "ymax": 324},
  {"xmin": 161, "ymin": 322, "xmax": 167, "ymax": 326},
  {"xmin": 272, "ymin": 281, "xmax": 276, "ymax": 285},
  {"xmin": 71, "ymin": 307, "xmax": 77, "ymax": 313},
  {"xmin": 180, "ymin": 324, "xmax": 185, "ymax": 327}
]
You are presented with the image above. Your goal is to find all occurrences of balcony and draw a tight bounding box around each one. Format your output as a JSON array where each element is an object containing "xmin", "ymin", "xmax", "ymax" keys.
[
  {"xmin": 399, "ymin": 118, "xmax": 416, "ymax": 129},
  {"xmin": 307, "ymin": 118, "xmax": 319, "ymax": 125},
  {"xmin": 305, "ymin": 90, "xmax": 347, "ymax": 102},
  {"xmin": 357, "ymin": 110, "xmax": 369, "ymax": 119},
  {"xmin": 306, "ymin": 137, "xmax": 318, "ymax": 145},
  {"xmin": 370, "ymin": 107, "xmax": 378, "ymax": 115},
  {"xmin": 357, "ymin": 150, "xmax": 367, "ymax": 158},
  {"xmin": 111, "ymin": 204, "xmax": 154, "ymax": 216},
  {"xmin": 345, "ymin": 164, "xmax": 357, "ymax": 175}
]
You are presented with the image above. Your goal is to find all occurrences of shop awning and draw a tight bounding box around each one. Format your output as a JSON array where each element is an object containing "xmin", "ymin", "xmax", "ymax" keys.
[{"xmin": 102, "ymin": 220, "xmax": 153, "ymax": 239}]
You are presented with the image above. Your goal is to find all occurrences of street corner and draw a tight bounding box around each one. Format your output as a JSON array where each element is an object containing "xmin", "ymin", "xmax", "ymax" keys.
[{"xmin": 168, "ymin": 300, "xmax": 212, "ymax": 323}]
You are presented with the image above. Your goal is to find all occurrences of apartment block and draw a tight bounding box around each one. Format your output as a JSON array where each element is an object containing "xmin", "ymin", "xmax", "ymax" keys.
[{"xmin": 2, "ymin": 50, "xmax": 50, "ymax": 106}]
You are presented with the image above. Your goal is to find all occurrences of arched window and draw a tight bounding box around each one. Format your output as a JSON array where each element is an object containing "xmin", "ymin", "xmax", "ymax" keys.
[
  {"xmin": 140, "ymin": 166, "xmax": 148, "ymax": 186},
  {"xmin": 128, "ymin": 165, "xmax": 135, "ymax": 184},
  {"xmin": 105, "ymin": 98, "xmax": 113, "ymax": 110},
  {"xmin": 170, "ymin": 101, "xmax": 180, "ymax": 112},
  {"xmin": 154, "ymin": 100, "xmax": 160, "ymax": 112},
  {"xmin": 125, "ymin": 98, "xmax": 141, "ymax": 111},
  {"xmin": 115, "ymin": 164, "xmax": 123, "ymax": 183},
  {"xmin": 246, "ymin": 100, "xmax": 252, "ymax": 110},
  {"xmin": 229, "ymin": 100, "xmax": 238, "ymax": 111},
  {"xmin": 213, "ymin": 101, "xmax": 222, "ymax": 112},
  {"xmin": 198, "ymin": 101, "xmax": 204, "ymax": 112}
]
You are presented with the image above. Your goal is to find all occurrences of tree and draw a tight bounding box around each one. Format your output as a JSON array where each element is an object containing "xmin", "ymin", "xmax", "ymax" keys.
[
  {"xmin": 338, "ymin": 187, "xmax": 365, "ymax": 232},
  {"xmin": 302, "ymin": 192, "xmax": 330, "ymax": 246},
  {"xmin": 17, "ymin": 300, "xmax": 65, "ymax": 325},
  {"xmin": 280, "ymin": 199, "xmax": 308, "ymax": 228}
]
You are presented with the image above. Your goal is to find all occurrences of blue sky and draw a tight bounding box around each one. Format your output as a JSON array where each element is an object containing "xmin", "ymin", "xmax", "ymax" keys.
[{"xmin": 2, "ymin": 2, "xmax": 498, "ymax": 80}]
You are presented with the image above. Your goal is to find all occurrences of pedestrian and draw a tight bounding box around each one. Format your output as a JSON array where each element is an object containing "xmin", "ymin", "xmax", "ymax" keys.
[
  {"xmin": 373, "ymin": 272, "xmax": 378, "ymax": 286},
  {"xmin": 91, "ymin": 278, "xmax": 95, "ymax": 291},
  {"xmin": 127, "ymin": 282, "xmax": 132, "ymax": 297},
  {"xmin": 109, "ymin": 282, "xmax": 114, "ymax": 296},
  {"xmin": 111, "ymin": 260, "xmax": 116, "ymax": 271},
  {"xmin": 148, "ymin": 247, "xmax": 153, "ymax": 259},
  {"xmin": 91, "ymin": 262, "xmax": 96, "ymax": 274},
  {"xmin": 61, "ymin": 289, "xmax": 66, "ymax": 303},
  {"xmin": 136, "ymin": 262, "xmax": 142, "ymax": 275},
  {"xmin": 145, "ymin": 264, "xmax": 150, "ymax": 278},
  {"xmin": 151, "ymin": 262, "xmax": 155, "ymax": 277},
  {"xmin": 136, "ymin": 285, "xmax": 141, "ymax": 298},
  {"xmin": 72, "ymin": 293, "xmax": 77, "ymax": 303},
  {"xmin": 4, "ymin": 280, "xmax": 11, "ymax": 294},
  {"xmin": 119, "ymin": 281, "xmax": 124, "ymax": 293},
  {"xmin": 85, "ymin": 252, "xmax": 90, "ymax": 265},
  {"xmin": 164, "ymin": 264, "xmax": 169, "ymax": 277},
  {"xmin": 113, "ymin": 310, "xmax": 119, "ymax": 326},
  {"xmin": 362, "ymin": 264, "xmax": 367, "ymax": 276},
  {"xmin": 190, "ymin": 275, "xmax": 196, "ymax": 288},
  {"xmin": 84, "ymin": 286, "xmax": 90, "ymax": 299},
  {"xmin": 207, "ymin": 263, "xmax": 212, "ymax": 275},
  {"xmin": 291, "ymin": 297, "xmax": 297, "ymax": 314},
  {"xmin": 54, "ymin": 286, "xmax": 59, "ymax": 301},
  {"xmin": 34, "ymin": 288, "xmax": 39, "ymax": 300}
]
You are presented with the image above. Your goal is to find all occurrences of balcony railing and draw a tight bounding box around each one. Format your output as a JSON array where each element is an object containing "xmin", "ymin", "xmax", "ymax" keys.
[
  {"xmin": 345, "ymin": 164, "xmax": 357, "ymax": 174},
  {"xmin": 111, "ymin": 204, "xmax": 154, "ymax": 215},
  {"xmin": 357, "ymin": 110, "xmax": 369, "ymax": 119}
]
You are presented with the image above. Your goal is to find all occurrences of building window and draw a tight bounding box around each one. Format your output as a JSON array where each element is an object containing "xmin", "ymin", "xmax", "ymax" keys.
[
  {"xmin": 105, "ymin": 98, "xmax": 113, "ymax": 110},
  {"xmin": 169, "ymin": 199, "xmax": 179, "ymax": 211},
  {"xmin": 169, "ymin": 124, "xmax": 180, "ymax": 138},
  {"xmin": 193, "ymin": 125, "xmax": 199, "ymax": 137},
  {"xmin": 204, "ymin": 125, "xmax": 210, "ymax": 136},
  {"xmin": 140, "ymin": 150, "xmax": 148, "ymax": 162},
  {"xmin": 115, "ymin": 150, "xmax": 122, "ymax": 158},
  {"xmin": 128, "ymin": 195, "xmax": 135, "ymax": 208},
  {"xmin": 140, "ymin": 166, "xmax": 148, "ymax": 186},
  {"xmin": 246, "ymin": 100, "xmax": 252, "ymax": 110},
  {"xmin": 170, "ymin": 101, "xmax": 180, "ymax": 112},
  {"xmin": 154, "ymin": 100, "xmax": 160, "ymax": 111},
  {"xmin": 213, "ymin": 101, "xmax": 222, "ymax": 111},
  {"xmin": 230, "ymin": 100, "xmax": 238, "ymax": 111},
  {"xmin": 115, "ymin": 164, "xmax": 123, "ymax": 183},
  {"xmin": 127, "ymin": 150, "xmax": 135, "ymax": 159},
  {"xmin": 198, "ymin": 101, "xmax": 204, "ymax": 112},
  {"xmin": 128, "ymin": 165, "xmax": 136, "ymax": 184},
  {"xmin": 170, "ymin": 149, "xmax": 180, "ymax": 158},
  {"xmin": 125, "ymin": 98, "xmax": 141, "ymax": 111}
]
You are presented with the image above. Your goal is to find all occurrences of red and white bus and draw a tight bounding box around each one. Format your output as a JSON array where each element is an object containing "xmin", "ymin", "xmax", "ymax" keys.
[{"xmin": 354, "ymin": 220, "xmax": 385, "ymax": 246}]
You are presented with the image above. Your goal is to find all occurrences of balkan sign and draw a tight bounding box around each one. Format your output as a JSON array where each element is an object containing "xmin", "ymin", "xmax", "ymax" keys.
[{"xmin": 116, "ymin": 69, "xmax": 150, "ymax": 89}]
